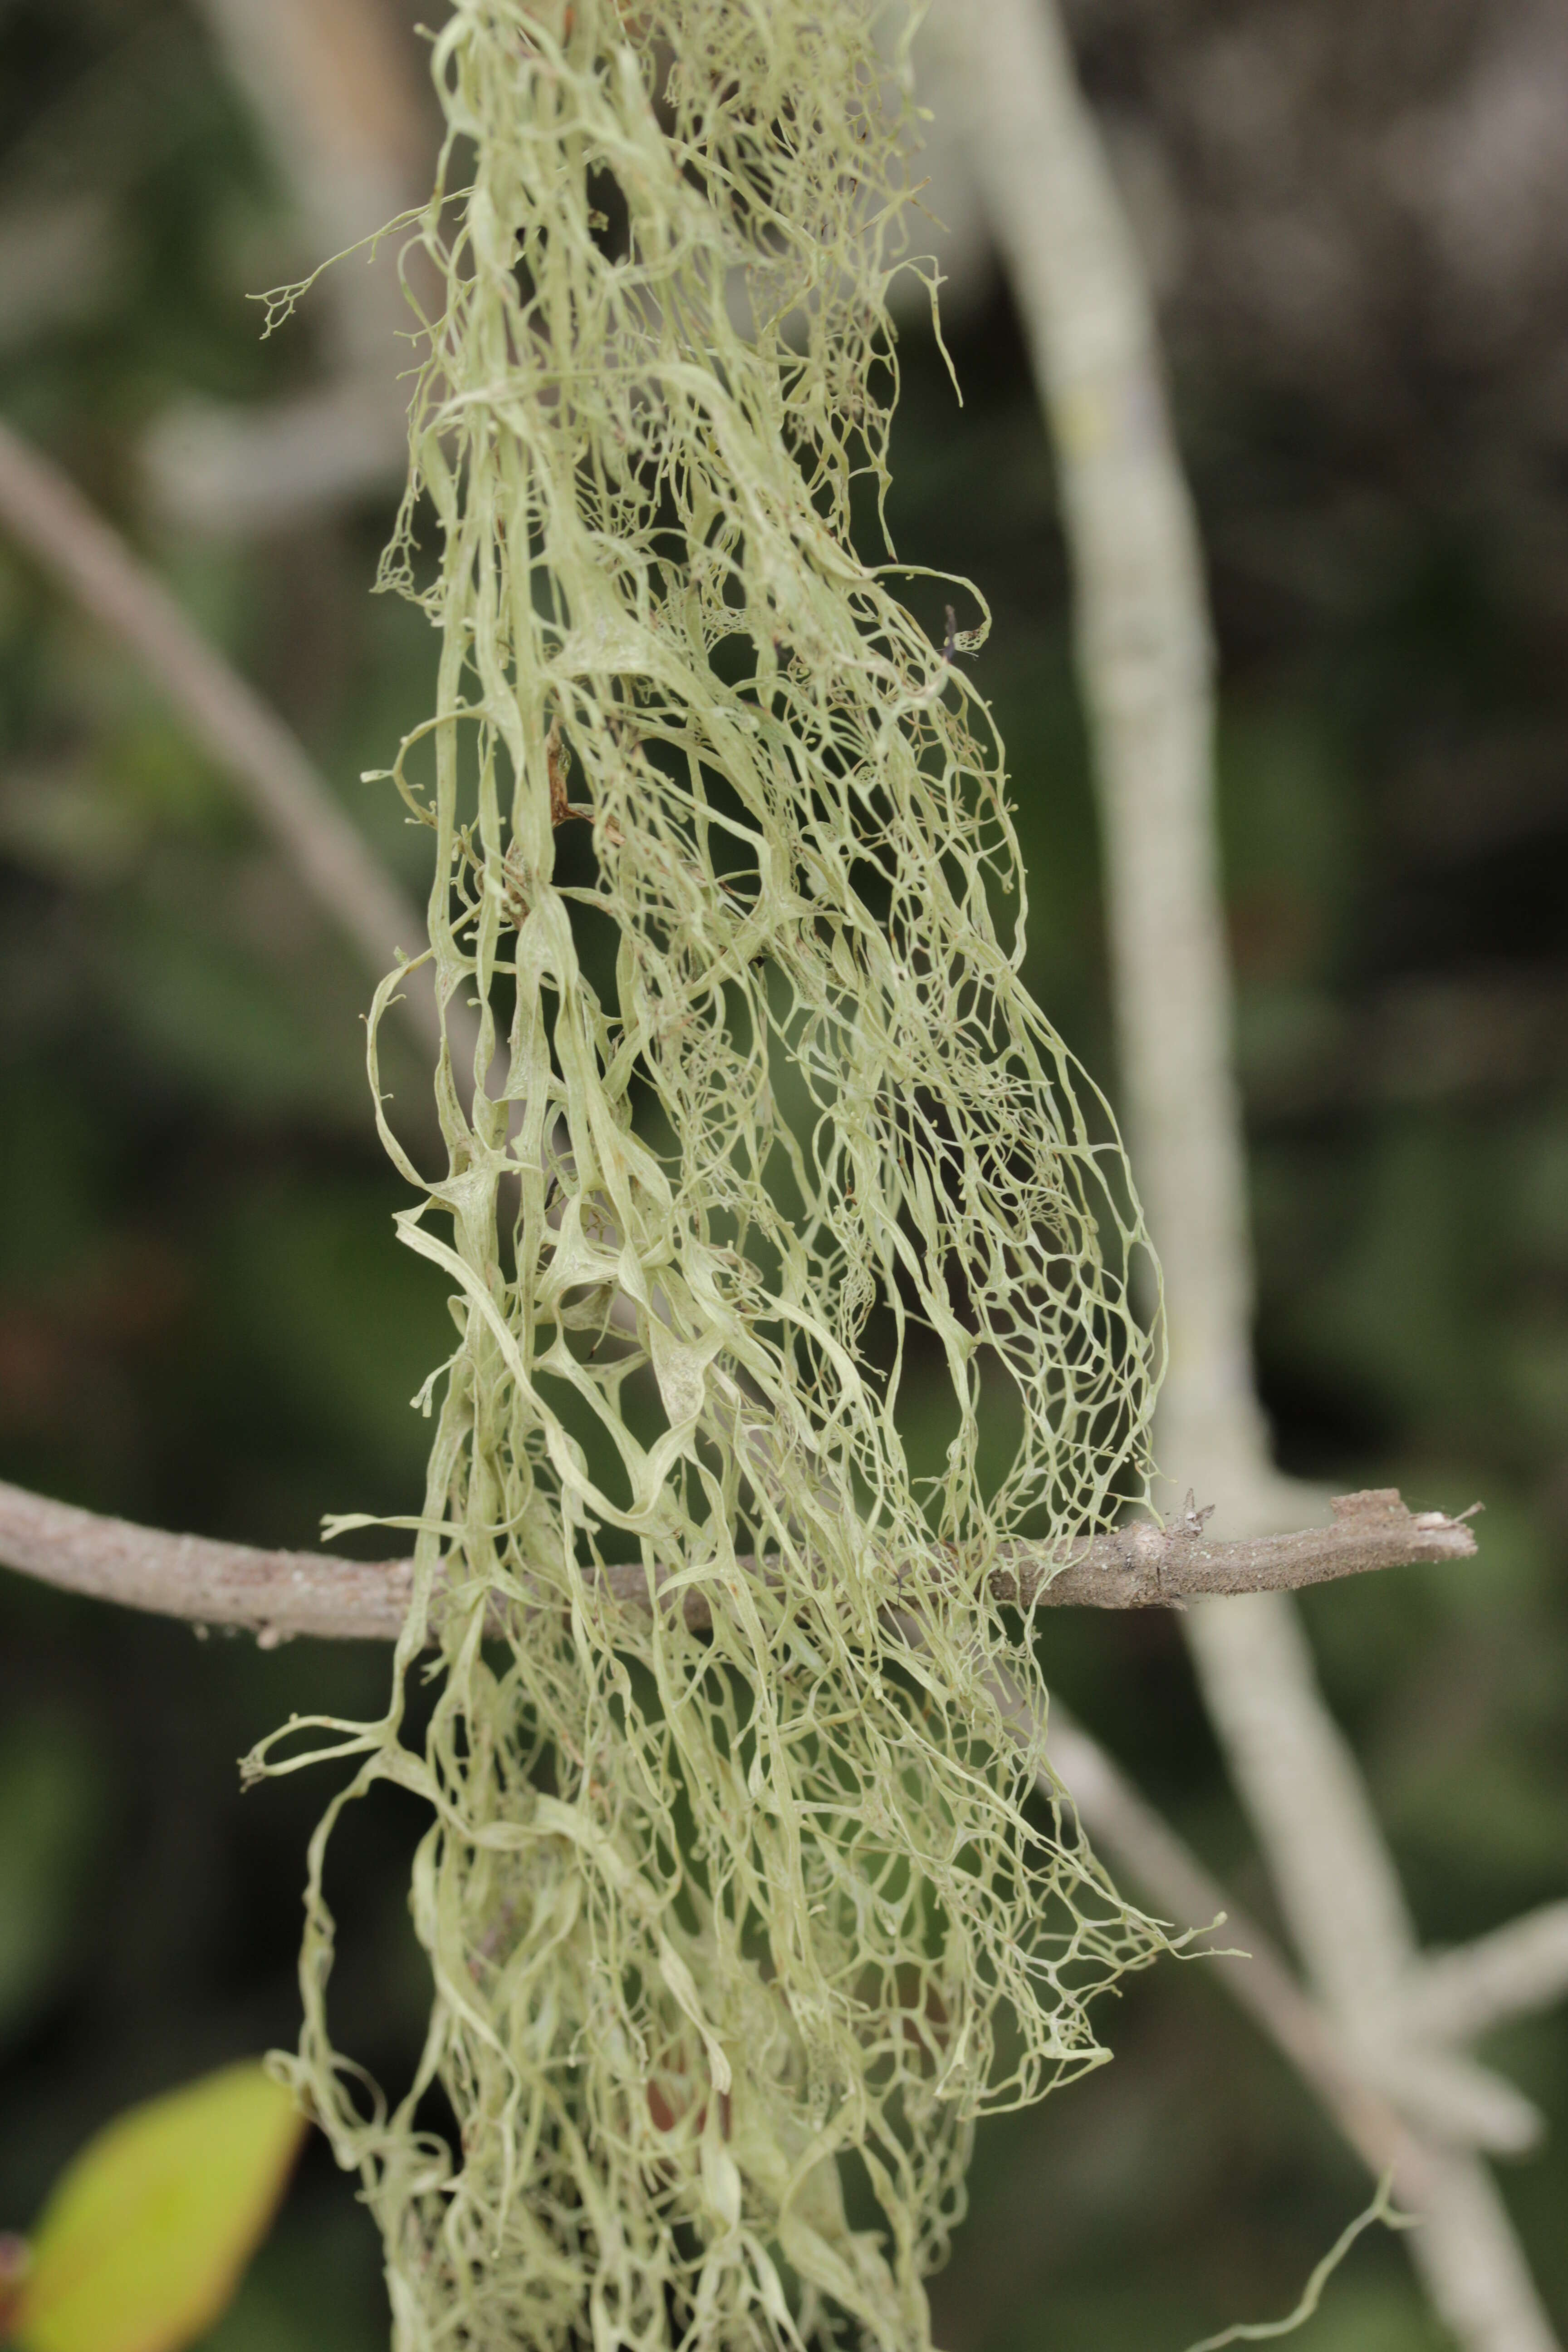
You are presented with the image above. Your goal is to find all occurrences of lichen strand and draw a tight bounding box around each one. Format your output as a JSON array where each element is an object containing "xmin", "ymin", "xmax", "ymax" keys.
[{"xmin": 246, "ymin": 5, "xmax": 1168, "ymax": 2348}]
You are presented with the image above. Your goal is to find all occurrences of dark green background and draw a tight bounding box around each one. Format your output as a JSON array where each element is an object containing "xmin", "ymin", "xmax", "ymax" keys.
[{"xmin": 1, "ymin": 4, "xmax": 1564, "ymax": 2347}]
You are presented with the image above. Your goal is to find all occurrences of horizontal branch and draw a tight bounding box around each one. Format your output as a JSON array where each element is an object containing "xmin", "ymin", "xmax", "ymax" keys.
[
  {"xmin": 1000, "ymin": 1486, "xmax": 1478, "ymax": 1606},
  {"xmin": 0, "ymin": 1479, "xmax": 1476, "ymax": 1648}
]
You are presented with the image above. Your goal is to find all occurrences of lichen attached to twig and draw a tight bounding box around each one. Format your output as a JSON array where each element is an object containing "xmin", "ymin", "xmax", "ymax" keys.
[{"xmin": 244, "ymin": 6, "xmax": 1171, "ymax": 2347}]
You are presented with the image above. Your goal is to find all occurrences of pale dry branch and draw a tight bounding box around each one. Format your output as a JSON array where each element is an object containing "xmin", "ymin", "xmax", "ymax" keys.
[
  {"xmin": 0, "ymin": 414, "xmax": 438, "ymax": 1054},
  {"xmin": 142, "ymin": 380, "xmax": 413, "ymax": 542},
  {"xmin": 151, "ymin": 0, "xmax": 431, "ymax": 530},
  {"xmin": 1184, "ymin": 1593, "xmax": 1547, "ymax": 2158},
  {"xmin": 190, "ymin": 0, "xmax": 428, "ymax": 259},
  {"xmin": 1042, "ymin": 1705, "xmax": 1436, "ymax": 2200},
  {"xmin": 1406, "ymin": 1905, "xmax": 1568, "ymax": 2048},
  {"xmin": 0, "ymin": 1477, "xmax": 1475, "ymax": 1649},
  {"xmin": 941, "ymin": 0, "xmax": 1265, "ymax": 1510},
  {"xmin": 946, "ymin": 0, "xmax": 1564, "ymax": 2343}
]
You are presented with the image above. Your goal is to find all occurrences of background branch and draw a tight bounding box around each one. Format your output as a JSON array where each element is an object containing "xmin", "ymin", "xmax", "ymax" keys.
[
  {"xmin": 1049, "ymin": 1707, "xmax": 1561, "ymax": 2352},
  {"xmin": 147, "ymin": 0, "xmax": 431, "ymax": 531},
  {"xmin": 946, "ymin": 0, "xmax": 1564, "ymax": 2345},
  {"xmin": 1406, "ymin": 1906, "xmax": 1568, "ymax": 2049},
  {"xmin": 0, "ymin": 414, "xmax": 439, "ymax": 1054},
  {"xmin": 1042, "ymin": 1704, "xmax": 1435, "ymax": 2199}
]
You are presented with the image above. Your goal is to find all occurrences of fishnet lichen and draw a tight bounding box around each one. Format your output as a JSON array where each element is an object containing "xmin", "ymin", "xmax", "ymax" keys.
[{"xmin": 246, "ymin": 5, "xmax": 1169, "ymax": 2347}]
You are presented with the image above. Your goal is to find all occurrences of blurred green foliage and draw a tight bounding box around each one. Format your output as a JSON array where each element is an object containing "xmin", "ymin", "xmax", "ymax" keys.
[
  {"xmin": 1, "ymin": 3, "xmax": 1564, "ymax": 2348},
  {"xmin": 9, "ymin": 2062, "xmax": 303, "ymax": 2352},
  {"xmin": 0, "ymin": 1714, "xmax": 101, "ymax": 2046}
]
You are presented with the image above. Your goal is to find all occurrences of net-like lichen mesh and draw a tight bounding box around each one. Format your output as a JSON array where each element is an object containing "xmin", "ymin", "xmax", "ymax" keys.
[{"xmin": 246, "ymin": 5, "xmax": 1170, "ymax": 2347}]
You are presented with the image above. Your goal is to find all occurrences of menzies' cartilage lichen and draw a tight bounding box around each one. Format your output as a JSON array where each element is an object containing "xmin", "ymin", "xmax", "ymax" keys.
[{"xmin": 247, "ymin": 5, "xmax": 1168, "ymax": 2346}]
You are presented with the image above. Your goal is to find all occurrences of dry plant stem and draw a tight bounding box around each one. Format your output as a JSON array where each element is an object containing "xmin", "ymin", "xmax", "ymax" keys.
[
  {"xmin": 157, "ymin": 0, "xmax": 431, "ymax": 529},
  {"xmin": 1041, "ymin": 1705, "xmax": 1435, "ymax": 2200},
  {"xmin": 951, "ymin": 0, "xmax": 1563, "ymax": 2344},
  {"xmin": 1406, "ymin": 1905, "xmax": 1568, "ymax": 2047},
  {"xmin": 1187, "ymin": 1595, "xmax": 1545, "ymax": 2161},
  {"xmin": 1049, "ymin": 1714, "xmax": 1568, "ymax": 2352},
  {"xmin": 190, "ymin": 0, "xmax": 429, "ymax": 281},
  {"xmin": 0, "ymin": 413, "xmax": 438, "ymax": 1052},
  {"xmin": 0, "ymin": 1480, "xmax": 1475, "ymax": 1647},
  {"xmin": 944, "ymin": 0, "xmax": 1260, "ymax": 1499}
]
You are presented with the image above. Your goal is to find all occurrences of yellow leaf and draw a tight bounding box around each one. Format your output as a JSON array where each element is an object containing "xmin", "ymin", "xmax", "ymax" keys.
[{"xmin": 9, "ymin": 2062, "xmax": 305, "ymax": 2352}]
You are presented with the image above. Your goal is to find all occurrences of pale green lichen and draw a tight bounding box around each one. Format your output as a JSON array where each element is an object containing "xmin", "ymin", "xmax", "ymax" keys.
[{"xmin": 246, "ymin": 5, "xmax": 1168, "ymax": 2346}]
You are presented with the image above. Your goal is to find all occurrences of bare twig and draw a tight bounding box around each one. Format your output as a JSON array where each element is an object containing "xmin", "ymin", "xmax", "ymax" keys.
[
  {"xmin": 0, "ymin": 414, "xmax": 438, "ymax": 1052},
  {"xmin": 1042, "ymin": 1705, "xmax": 1435, "ymax": 2199},
  {"xmin": 947, "ymin": 0, "xmax": 1563, "ymax": 2344},
  {"xmin": 190, "ymin": 0, "xmax": 428, "ymax": 269},
  {"xmin": 1184, "ymin": 1591, "xmax": 1546, "ymax": 2158},
  {"xmin": 0, "ymin": 1477, "xmax": 1475, "ymax": 1649},
  {"xmin": 945, "ymin": 0, "xmax": 1263, "ymax": 1509},
  {"xmin": 1050, "ymin": 1709, "xmax": 1560, "ymax": 2351},
  {"xmin": 146, "ymin": 0, "xmax": 431, "ymax": 530},
  {"xmin": 1405, "ymin": 1905, "xmax": 1568, "ymax": 2049},
  {"xmin": 996, "ymin": 1488, "xmax": 1479, "ymax": 1607}
]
